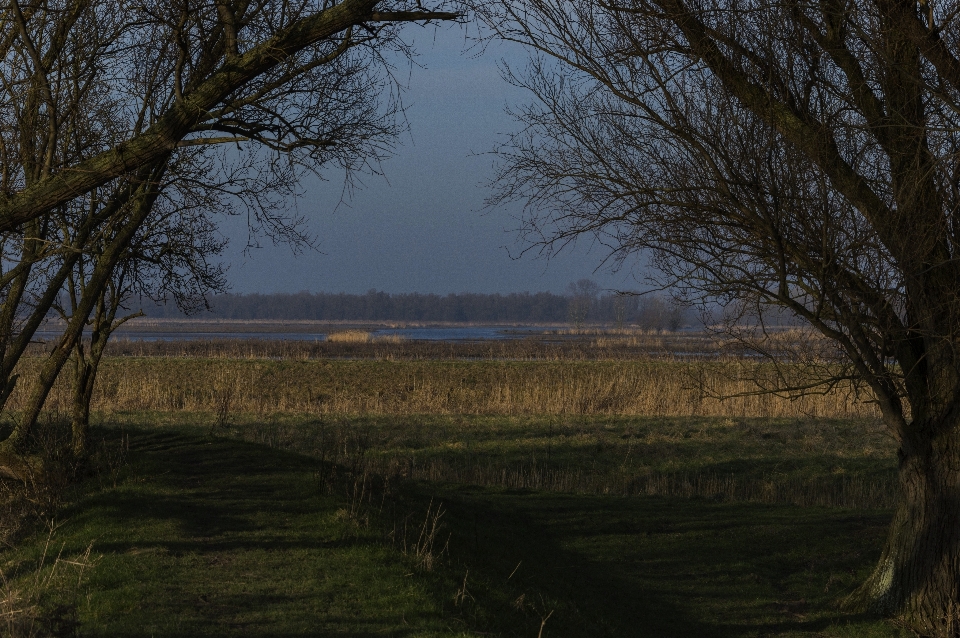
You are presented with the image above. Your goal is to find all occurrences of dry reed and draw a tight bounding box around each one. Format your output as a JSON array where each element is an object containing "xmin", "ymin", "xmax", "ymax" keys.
[
  {"xmin": 0, "ymin": 533, "xmax": 95, "ymax": 637},
  {"xmin": 326, "ymin": 330, "xmax": 372, "ymax": 343},
  {"xmin": 7, "ymin": 358, "xmax": 877, "ymax": 419}
]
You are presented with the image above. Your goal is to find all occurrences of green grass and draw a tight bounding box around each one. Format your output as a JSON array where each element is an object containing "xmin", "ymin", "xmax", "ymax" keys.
[
  {"xmin": 110, "ymin": 411, "xmax": 899, "ymax": 508},
  {"xmin": 434, "ymin": 486, "xmax": 908, "ymax": 637},
  {"xmin": 1, "ymin": 415, "xmax": 911, "ymax": 637},
  {"xmin": 2, "ymin": 429, "xmax": 469, "ymax": 637}
]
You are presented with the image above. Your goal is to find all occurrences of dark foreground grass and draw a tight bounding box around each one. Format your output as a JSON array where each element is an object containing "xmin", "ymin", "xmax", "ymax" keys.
[
  {"xmin": 437, "ymin": 486, "xmax": 908, "ymax": 637},
  {"xmin": 1, "ymin": 422, "xmax": 912, "ymax": 637},
  {"xmin": 2, "ymin": 429, "xmax": 466, "ymax": 637},
  {"xmin": 115, "ymin": 411, "xmax": 900, "ymax": 509}
]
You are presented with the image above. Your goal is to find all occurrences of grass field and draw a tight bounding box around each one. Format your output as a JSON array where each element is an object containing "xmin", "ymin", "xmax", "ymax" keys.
[
  {"xmin": 1, "ymin": 424, "xmax": 909, "ymax": 636},
  {"xmin": 8, "ymin": 357, "xmax": 875, "ymax": 419},
  {"xmin": 0, "ymin": 342, "xmax": 910, "ymax": 636}
]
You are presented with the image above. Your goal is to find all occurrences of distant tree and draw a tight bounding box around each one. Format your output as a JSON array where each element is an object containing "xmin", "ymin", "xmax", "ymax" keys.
[
  {"xmin": 612, "ymin": 295, "xmax": 627, "ymax": 330},
  {"xmin": 566, "ymin": 278, "xmax": 600, "ymax": 328},
  {"xmin": 635, "ymin": 295, "xmax": 686, "ymax": 332},
  {"xmin": 154, "ymin": 290, "xmax": 579, "ymax": 323}
]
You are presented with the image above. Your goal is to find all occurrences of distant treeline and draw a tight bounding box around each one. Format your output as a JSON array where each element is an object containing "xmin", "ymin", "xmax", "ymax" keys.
[{"xmin": 143, "ymin": 288, "xmax": 691, "ymax": 328}]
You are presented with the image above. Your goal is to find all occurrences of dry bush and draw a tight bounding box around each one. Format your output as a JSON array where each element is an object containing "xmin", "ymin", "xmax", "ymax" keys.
[
  {"xmin": 0, "ymin": 481, "xmax": 31, "ymax": 550},
  {"xmin": 0, "ymin": 415, "xmax": 85, "ymax": 548},
  {"xmin": 396, "ymin": 499, "xmax": 447, "ymax": 572}
]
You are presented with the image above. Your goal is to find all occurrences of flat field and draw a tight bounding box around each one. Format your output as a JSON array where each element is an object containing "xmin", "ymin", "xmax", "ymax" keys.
[{"xmin": 0, "ymin": 332, "xmax": 910, "ymax": 636}]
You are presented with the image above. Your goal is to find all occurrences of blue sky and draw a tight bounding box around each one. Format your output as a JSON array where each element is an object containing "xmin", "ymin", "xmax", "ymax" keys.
[{"xmin": 219, "ymin": 24, "xmax": 646, "ymax": 296}]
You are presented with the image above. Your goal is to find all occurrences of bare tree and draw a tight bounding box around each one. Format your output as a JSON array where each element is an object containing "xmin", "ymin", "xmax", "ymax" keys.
[
  {"xmin": 0, "ymin": 0, "xmax": 459, "ymax": 464},
  {"xmin": 566, "ymin": 278, "xmax": 600, "ymax": 327},
  {"xmin": 478, "ymin": 0, "xmax": 960, "ymax": 633},
  {"xmin": 52, "ymin": 151, "xmax": 234, "ymax": 457},
  {"xmin": 636, "ymin": 296, "xmax": 684, "ymax": 332}
]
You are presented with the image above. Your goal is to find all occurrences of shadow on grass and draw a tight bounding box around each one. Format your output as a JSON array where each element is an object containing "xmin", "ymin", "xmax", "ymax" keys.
[
  {"xmin": 66, "ymin": 430, "xmax": 332, "ymax": 550},
  {"xmin": 36, "ymin": 425, "xmax": 905, "ymax": 637},
  {"xmin": 426, "ymin": 484, "xmax": 900, "ymax": 637},
  {"xmin": 43, "ymin": 427, "xmax": 454, "ymax": 637}
]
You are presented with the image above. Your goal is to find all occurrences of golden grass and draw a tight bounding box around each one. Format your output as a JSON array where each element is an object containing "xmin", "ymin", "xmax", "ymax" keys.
[
  {"xmin": 8, "ymin": 358, "xmax": 876, "ymax": 419},
  {"xmin": 323, "ymin": 330, "xmax": 406, "ymax": 344},
  {"xmin": 326, "ymin": 330, "xmax": 372, "ymax": 343}
]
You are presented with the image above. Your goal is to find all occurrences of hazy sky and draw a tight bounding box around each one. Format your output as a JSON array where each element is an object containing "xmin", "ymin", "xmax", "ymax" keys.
[{"xmin": 219, "ymin": 24, "xmax": 646, "ymax": 296}]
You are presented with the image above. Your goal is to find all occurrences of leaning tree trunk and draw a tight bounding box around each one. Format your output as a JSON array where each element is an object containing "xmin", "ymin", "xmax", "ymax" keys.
[
  {"xmin": 69, "ymin": 303, "xmax": 126, "ymax": 457},
  {"xmin": 847, "ymin": 414, "xmax": 960, "ymax": 636},
  {"xmin": 70, "ymin": 352, "xmax": 95, "ymax": 458}
]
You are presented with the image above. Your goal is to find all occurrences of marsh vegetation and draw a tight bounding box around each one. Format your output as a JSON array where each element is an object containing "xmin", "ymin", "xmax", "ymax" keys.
[{"xmin": 0, "ymin": 329, "xmax": 913, "ymax": 636}]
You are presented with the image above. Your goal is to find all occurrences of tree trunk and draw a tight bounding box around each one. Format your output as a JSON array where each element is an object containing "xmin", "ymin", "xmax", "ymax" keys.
[
  {"xmin": 847, "ymin": 415, "xmax": 960, "ymax": 636},
  {"xmin": 2, "ymin": 162, "xmax": 168, "ymax": 450},
  {"xmin": 70, "ymin": 355, "xmax": 94, "ymax": 458},
  {"xmin": 70, "ymin": 314, "xmax": 115, "ymax": 458}
]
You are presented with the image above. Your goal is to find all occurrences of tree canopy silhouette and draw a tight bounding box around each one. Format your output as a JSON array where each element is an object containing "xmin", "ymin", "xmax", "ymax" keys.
[
  {"xmin": 0, "ymin": 0, "xmax": 458, "ymax": 462},
  {"xmin": 478, "ymin": 0, "xmax": 960, "ymax": 632}
]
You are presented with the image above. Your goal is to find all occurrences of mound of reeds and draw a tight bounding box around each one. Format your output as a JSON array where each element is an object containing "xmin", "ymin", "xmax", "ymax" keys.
[{"xmin": 326, "ymin": 330, "xmax": 372, "ymax": 343}]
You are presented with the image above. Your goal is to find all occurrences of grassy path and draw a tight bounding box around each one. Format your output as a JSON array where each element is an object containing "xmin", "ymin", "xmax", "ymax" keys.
[
  {"xmin": 3, "ymin": 425, "xmax": 914, "ymax": 637},
  {"xmin": 6, "ymin": 430, "xmax": 459, "ymax": 637}
]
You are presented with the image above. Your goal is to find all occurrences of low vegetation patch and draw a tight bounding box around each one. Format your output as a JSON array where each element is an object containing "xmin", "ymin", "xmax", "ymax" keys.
[{"xmin": 0, "ymin": 428, "xmax": 480, "ymax": 637}]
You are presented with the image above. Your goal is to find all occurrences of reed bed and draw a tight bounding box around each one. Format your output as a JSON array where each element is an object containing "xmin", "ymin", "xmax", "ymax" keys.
[
  {"xmin": 325, "ymin": 330, "xmax": 405, "ymax": 344},
  {"xmin": 326, "ymin": 329, "xmax": 373, "ymax": 343},
  {"xmin": 62, "ymin": 333, "xmax": 727, "ymax": 360},
  {"xmin": 8, "ymin": 358, "xmax": 877, "ymax": 419}
]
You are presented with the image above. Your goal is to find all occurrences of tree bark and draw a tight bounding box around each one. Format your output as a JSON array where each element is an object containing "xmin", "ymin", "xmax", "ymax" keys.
[
  {"xmin": 70, "ymin": 353, "xmax": 94, "ymax": 458},
  {"xmin": 846, "ymin": 414, "xmax": 960, "ymax": 636}
]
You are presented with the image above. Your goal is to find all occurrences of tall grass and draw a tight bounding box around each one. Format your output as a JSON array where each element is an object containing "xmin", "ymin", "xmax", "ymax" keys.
[
  {"xmin": 7, "ymin": 358, "xmax": 876, "ymax": 419},
  {"xmin": 0, "ymin": 532, "xmax": 95, "ymax": 638}
]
